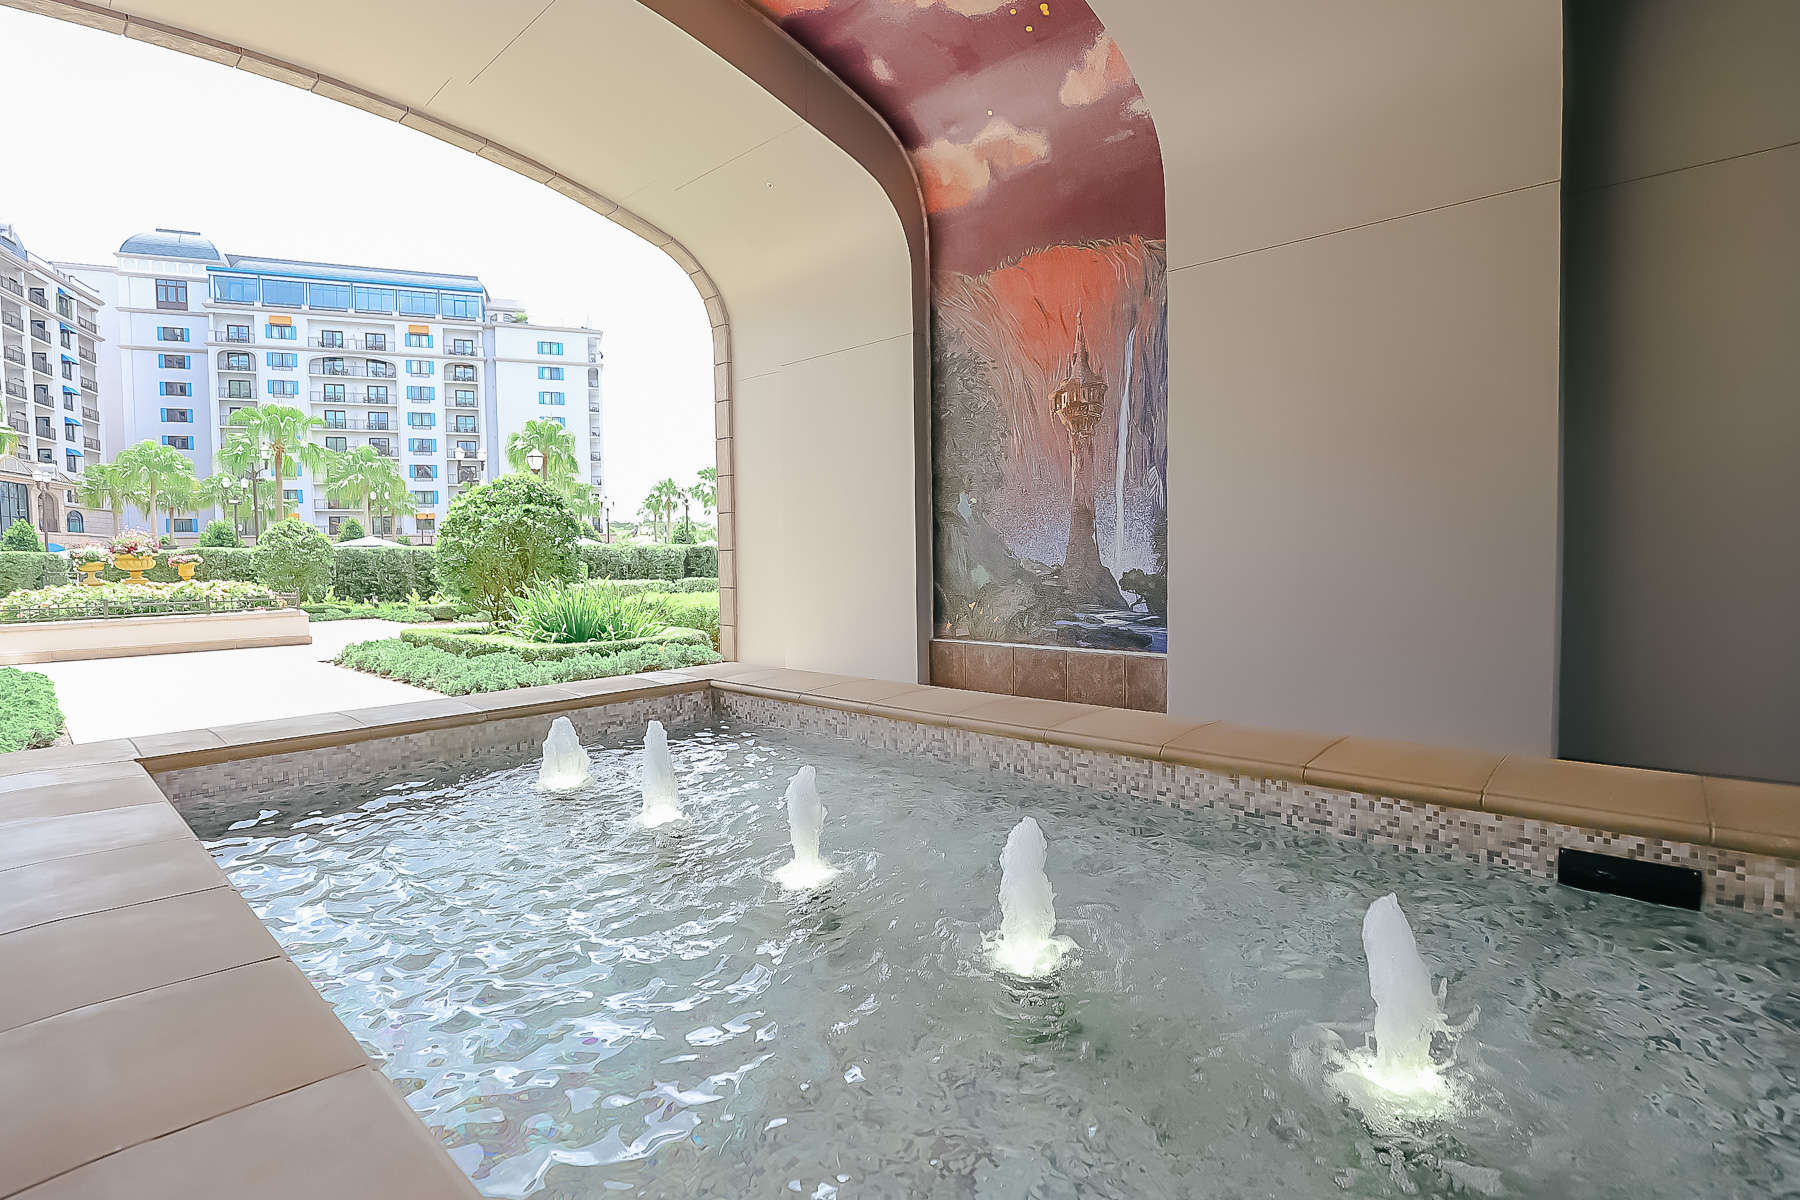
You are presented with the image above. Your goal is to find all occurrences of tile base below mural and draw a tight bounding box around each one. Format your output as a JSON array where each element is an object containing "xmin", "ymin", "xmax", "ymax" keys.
[{"xmin": 930, "ymin": 639, "xmax": 1166, "ymax": 711}]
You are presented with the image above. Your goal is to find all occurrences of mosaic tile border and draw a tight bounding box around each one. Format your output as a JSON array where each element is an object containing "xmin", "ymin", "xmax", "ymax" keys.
[
  {"xmin": 717, "ymin": 692, "xmax": 1798, "ymax": 921},
  {"xmin": 156, "ymin": 691, "xmax": 714, "ymax": 812}
]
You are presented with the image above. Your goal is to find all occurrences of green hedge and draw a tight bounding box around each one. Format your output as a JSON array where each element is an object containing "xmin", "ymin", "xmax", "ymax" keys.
[
  {"xmin": 330, "ymin": 546, "xmax": 438, "ymax": 604},
  {"xmin": 576, "ymin": 543, "xmax": 717, "ymax": 582},
  {"xmin": 336, "ymin": 636, "xmax": 720, "ymax": 695},
  {"xmin": 0, "ymin": 552, "xmax": 70, "ymax": 595},
  {"xmin": 0, "ymin": 668, "xmax": 63, "ymax": 753},
  {"xmin": 95, "ymin": 547, "xmax": 258, "ymax": 585},
  {"xmin": 399, "ymin": 624, "xmax": 707, "ymax": 661},
  {"xmin": 302, "ymin": 601, "xmax": 444, "ymax": 623}
]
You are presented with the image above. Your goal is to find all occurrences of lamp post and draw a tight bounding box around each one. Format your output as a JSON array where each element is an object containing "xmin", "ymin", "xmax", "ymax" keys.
[
  {"xmin": 526, "ymin": 448, "xmax": 545, "ymax": 481},
  {"xmin": 30, "ymin": 468, "xmax": 58, "ymax": 538}
]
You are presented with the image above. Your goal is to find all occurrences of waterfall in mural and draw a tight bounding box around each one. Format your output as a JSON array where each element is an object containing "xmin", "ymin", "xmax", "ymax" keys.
[{"xmin": 745, "ymin": 0, "xmax": 1169, "ymax": 655}]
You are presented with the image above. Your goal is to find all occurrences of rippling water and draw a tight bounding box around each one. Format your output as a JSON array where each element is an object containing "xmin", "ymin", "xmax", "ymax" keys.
[{"xmin": 198, "ymin": 717, "xmax": 1800, "ymax": 1198}]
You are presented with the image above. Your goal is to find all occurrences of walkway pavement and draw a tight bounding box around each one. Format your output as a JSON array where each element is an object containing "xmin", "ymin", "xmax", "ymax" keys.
[{"xmin": 25, "ymin": 620, "xmax": 439, "ymax": 743}]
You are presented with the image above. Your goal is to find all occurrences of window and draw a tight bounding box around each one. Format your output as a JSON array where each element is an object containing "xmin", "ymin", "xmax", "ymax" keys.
[
  {"xmin": 67, "ymin": 451, "xmax": 81, "ymax": 473},
  {"xmin": 537, "ymin": 341, "xmax": 563, "ymax": 355},
  {"xmin": 262, "ymin": 278, "xmax": 305, "ymax": 307},
  {"xmin": 324, "ymin": 436, "xmax": 347, "ymax": 453},
  {"xmin": 396, "ymin": 290, "xmax": 436, "ymax": 317},
  {"xmin": 308, "ymin": 283, "xmax": 351, "ymax": 310},
  {"xmin": 211, "ymin": 275, "xmax": 258, "ymax": 304},
  {"xmin": 406, "ymin": 359, "xmax": 433, "ymax": 376},
  {"xmin": 407, "ymin": 412, "xmax": 436, "ymax": 428},
  {"xmin": 450, "ymin": 338, "xmax": 477, "ymax": 356},
  {"xmin": 156, "ymin": 326, "xmax": 189, "ymax": 342},
  {"xmin": 223, "ymin": 352, "xmax": 252, "ymax": 372},
  {"xmin": 538, "ymin": 366, "xmax": 565, "ymax": 380},
  {"xmin": 411, "ymin": 464, "xmax": 438, "ymax": 480},
  {"xmin": 364, "ymin": 333, "xmax": 387, "ymax": 351},
  {"xmin": 159, "ymin": 354, "xmax": 192, "ymax": 370},
  {"xmin": 171, "ymin": 518, "xmax": 196, "ymax": 533},
  {"xmin": 366, "ymin": 385, "xmax": 390, "ymax": 403},
  {"xmin": 323, "ymin": 384, "xmax": 346, "ymax": 403},
  {"xmin": 407, "ymin": 386, "xmax": 435, "ymax": 402},
  {"xmin": 412, "ymin": 490, "xmax": 439, "ymax": 506},
  {"xmin": 353, "ymin": 286, "xmax": 395, "ymax": 313},
  {"xmin": 162, "ymin": 435, "xmax": 194, "ymax": 449},
  {"xmin": 371, "ymin": 516, "xmax": 394, "ymax": 536},
  {"xmin": 369, "ymin": 437, "xmax": 392, "ymax": 455},
  {"xmin": 66, "ymin": 510, "xmax": 85, "ymax": 533},
  {"xmin": 451, "ymin": 389, "xmax": 476, "ymax": 407},
  {"xmin": 327, "ymin": 516, "xmax": 343, "ymax": 536},
  {"xmin": 455, "ymin": 440, "xmax": 478, "ymax": 457},
  {"xmin": 539, "ymin": 391, "xmax": 565, "ymax": 406},
  {"xmin": 318, "ymin": 330, "xmax": 345, "ymax": 348},
  {"xmin": 404, "ymin": 332, "xmax": 433, "ymax": 348},
  {"xmin": 320, "ymin": 357, "xmax": 346, "ymax": 375},
  {"xmin": 159, "ymin": 408, "xmax": 193, "ymax": 423},
  {"xmin": 283, "ymin": 488, "xmax": 302, "ymax": 504},
  {"xmin": 225, "ymin": 380, "xmax": 253, "ymax": 399},
  {"xmin": 266, "ymin": 352, "xmax": 297, "ymax": 369},
  {"xmin": 442, "ymin": 293, "xmax": 482, "ymax": 320},
  {"xmin": 453, "ymin": 415, "xmax": 477, "ymax": 433},
  {"xmin": 224, "ymin": 324, "xmax": 250, "ymax": 343},
  {"xmin": 447, "ymin": 365, "xmax": 476, "ymax": 381},
  {"xmin": 368, "ymin": 361, "xmax": 394, "ymax": 378},
  {"xmin": 159, "ymin": 381, "xmax": 192, "ymax": 397},
  {"xmin": 267, "ymin": 323, "xmax": 298, "ymax": 342},
  {"xmin": 408, "ymin": 438, "xmax": 437, "ymax": 454},
  {"xmin": 323, "ymin": 410, "xmax": 347, "ymax": 429},
  {"xmin": 154, "ymin": 279, "xmax": 188, "ymax": 309},
  {"xmin": 549, "ymin": 416, "xmax": 565, "ymax": 428},
  {"xmin": 267, "ymin": 380, "xmax": 298, "ymax": 396},
  {"xmin": 367, "ymin": 414, "xmax": 391, "ymax": 431}
]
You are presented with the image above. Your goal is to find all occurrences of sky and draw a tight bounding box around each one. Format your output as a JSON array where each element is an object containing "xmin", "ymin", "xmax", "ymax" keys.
[{"xmin": 0, "ymin": 7, "xmax": 714, "ymax": 518}]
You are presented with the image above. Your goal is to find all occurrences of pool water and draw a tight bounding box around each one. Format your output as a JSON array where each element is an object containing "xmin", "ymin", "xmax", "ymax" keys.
[{"xmin": 196, "ymin": 717, "xmax": 1800, "ymax": 1199}]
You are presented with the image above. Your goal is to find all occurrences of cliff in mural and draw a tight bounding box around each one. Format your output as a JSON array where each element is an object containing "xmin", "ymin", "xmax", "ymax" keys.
[{"xmin": 748, "ymin": 0, "xmax": 1168, "ymax": 651}]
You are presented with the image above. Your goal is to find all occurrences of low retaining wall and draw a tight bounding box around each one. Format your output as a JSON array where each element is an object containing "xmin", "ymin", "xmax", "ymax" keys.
[{"xmin": 0, "ymin": 608, "xmax": 311, "ymax": 665}]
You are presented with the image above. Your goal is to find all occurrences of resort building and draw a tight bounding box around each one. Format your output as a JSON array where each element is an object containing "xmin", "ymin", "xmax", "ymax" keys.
[
  {"xmin": 0, "ymin": 223, "xmax": 108, "ymax": 546},
  {"xmin": 63, "ymin": 231, "xmax": 603, "ymax": 540}
]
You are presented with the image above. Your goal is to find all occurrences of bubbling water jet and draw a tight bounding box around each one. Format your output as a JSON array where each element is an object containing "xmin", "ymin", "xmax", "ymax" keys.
[
  {"xmin": 987, "ymin": 817, "xmax": 1075, "ymax": 977},
  {"xmin": 537, "ymin": 716, "xmax": 592, "ymax": 791},
  {"xmin": 639, "ymin": 720, "xmax": 684, "ymax": 826},
  {"xmin": 1361, "ymin": 892, "xmax": 1446, "ymax": 1093},
  {"xmin": 773, "ymin": 765, "xmax": 840, "ymax": 890}
]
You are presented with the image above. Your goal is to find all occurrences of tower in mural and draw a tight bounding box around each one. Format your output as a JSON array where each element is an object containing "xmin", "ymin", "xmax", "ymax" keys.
[{"xmin": 1051, "ymin": 312, "xmax": 1127, "ymax": 609}]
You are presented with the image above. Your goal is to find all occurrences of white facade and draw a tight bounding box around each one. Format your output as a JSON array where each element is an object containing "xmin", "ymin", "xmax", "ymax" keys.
[
  {"xmin": 0, "ymin": 223, "xmax": 109, "ymax": 545},
  {"xmin": 61, "ymin": 229, "xmax": 604, "ymax": 540}
]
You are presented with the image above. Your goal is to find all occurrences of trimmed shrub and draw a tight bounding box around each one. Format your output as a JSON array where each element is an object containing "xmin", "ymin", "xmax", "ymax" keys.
[
  {"xmin": 574, "ymin": 542, "xmax": 718, "ymax": 582},
  {"xmin": 336, "ymin": 636, "xmax": 719, "ymax": 695},
  {"xmin": 399, "ymin": 624, "xmax": 707, "ymax": 661},
  {"xmin": 335, "ymin": 517, "xmax": 366, "ymax": 542},
  {"xmin": 253, "ymin": 518, "xmax": 334, "ymax": 600},
  {"xmin": 331, "ymin": 546, "xmax": 436, "ymax": 604},
  {"xmin": 197, "ymin": 520, "xmax": 243, "ymax": 547},
  {"xmin": 646, "ymin": 591, "xmax": 720, "ymax": 650},
  {"xmin": 0, "ymin": 667, "xmax": 63, "ymax": 752},
  {"xmin": 2, "ymin": 521, "xmax": 44, "ymax": 551},
  {"xmin": 683, "ymin": 545, "xmax": 718, "ymax": 577},
  {"xmin": 435, "ymin": 474, "xmax": 581, "ymax": 622},
  {"xmin": 672, "ymin": 575, "xmax": 719, "ymax": 593},
  {"xmin": 302, "ymin": 600, "xmax": 438, "ymax": 623},
  {"xmin": 0, "ymin": 551, "xmax": 69, "ymax": 595}
]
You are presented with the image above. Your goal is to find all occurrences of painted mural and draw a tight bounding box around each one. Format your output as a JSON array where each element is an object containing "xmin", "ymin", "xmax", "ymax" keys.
[{"xmin": 753, "ymin": 0, "xmax": 1168, "ymax": 652}]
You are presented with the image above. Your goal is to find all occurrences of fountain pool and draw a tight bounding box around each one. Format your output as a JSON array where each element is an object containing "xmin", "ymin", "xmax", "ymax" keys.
[{"xmin": 196, "ymin": 716, "xmax": 1798, "ymax": 1199}]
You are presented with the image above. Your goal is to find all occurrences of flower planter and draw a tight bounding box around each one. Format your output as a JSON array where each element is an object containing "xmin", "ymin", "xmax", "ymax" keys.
[
  {"xmin": 77, "ymin": 562, "xmax": 106, "ymax": 587},
  {"xmin": 113, "ymin": 554, "xmax": 156, "ymax": 584},
  {"xmin": 175, "ymin": 562, "xmax": 197, "ymax": 581}
]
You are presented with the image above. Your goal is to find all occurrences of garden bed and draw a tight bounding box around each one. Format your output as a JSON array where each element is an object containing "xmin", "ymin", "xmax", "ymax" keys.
[
  {"xmin": 398, "ymin": 624, "xmax": 708, "ymax": 661},
  {"xmin": 334, "ymin": 636, "xmax": 719, "ymax": 694}
]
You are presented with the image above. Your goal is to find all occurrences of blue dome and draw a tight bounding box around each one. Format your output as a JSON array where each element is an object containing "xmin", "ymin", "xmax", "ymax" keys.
[{"xmin": 118, "ymin": 228, "xmax": 220, "ymax": 262}]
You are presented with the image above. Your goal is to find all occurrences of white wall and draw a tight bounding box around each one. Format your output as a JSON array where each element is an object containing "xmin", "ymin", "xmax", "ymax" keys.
[{"xmin": 1096, "ymin": 0, "xmax": 1565, "ymax": 752}]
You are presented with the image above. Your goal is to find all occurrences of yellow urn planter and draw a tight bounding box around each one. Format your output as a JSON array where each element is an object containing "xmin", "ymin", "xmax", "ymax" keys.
[
  {"xmin": 175, "ymin": 562, "xmax": 197, "ymax": 581},
  {"xmin": 113, "ymin": 554, "xmax": 156, "ymax": 584},
  {"xmin": 77, "ymin": 562, "xmax": 107, "ymax": 586}
]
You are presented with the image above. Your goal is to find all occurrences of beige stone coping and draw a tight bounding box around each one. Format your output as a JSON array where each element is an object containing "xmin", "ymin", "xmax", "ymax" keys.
[
  {"xmin": 697, "ymin": 665, "xmax": 1800, "ymax": 859},
  {"xmin": 1, "ymin": 662, "xmax": 1796, "ymax": 1194}
]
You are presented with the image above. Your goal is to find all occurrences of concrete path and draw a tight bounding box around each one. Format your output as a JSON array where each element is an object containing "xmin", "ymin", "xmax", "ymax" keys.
[{"xmin": 25, "ymin": 620, "xmax": 439, "ymax": 743}]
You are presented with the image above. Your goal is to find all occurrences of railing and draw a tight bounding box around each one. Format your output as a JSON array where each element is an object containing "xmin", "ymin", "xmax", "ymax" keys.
[
  {"xmin": 82, "ymin": 407, "xmax": 98, "ymax": 422},
  {"xmin": 33, "ymin": 392, "xmax": 52, "ymax": 408},
  {"xmin": 5, "ymin": 417, "xmax": 24, "ymax": 433},
  {"xmin": 446, "ymin": 369, "xmax": 477, "ymax": 381},
  {"xmin": 30, "ymin": 329, "xmax": 49, "ymax": 344},
  {"xmin": 83, "ymin": 436, "xmax": 99, "ymax": 451},
  {"xmin": 590, "ymin": 451, "xmax": 604, "ymax": 462},
  {"xmin": 218, "ymin": 385, "xmax": 258, "ymax": 399},
  {"xmin": 217, "ymin": 329, "xmax": 253, "ymax": 343},
  {"xmin": 2, "ymin": 348, "xmax": 21, "ymax": 365},
  {"xmin": 449, "ymin": 424, "xmax": 478, "ymax": 434},
  {"xmin": 446, "ymin": 344, "xmax": 479, "ymax": 358},
  {"xmin": 3, "ymin": 382, "xmax": 22, "ymax": 400},
  {"xmin": 31, "ymin": 358, "xmax": 50, "ymax": 374},
  {"xmin": 309, "ymin": 389, "xmax": 396, "ymax": 404},
  {"xmin": 0, "ymin": 594, "xmax": 281, "ymax": 624},
  {"xmin": 219, "ymin": 359, "xmax": 255, "ymax": 373},
  {"xmin": 0, "ymin": 278, "xmax": 20, "ymax": 297},
  {"xmin": 302, "ymin": 335, "xmax": 392, "ymax": 351},
  {"xmin": 318, "ymin": 418, "xmax": 394, "ymax": 431},
  {"xmin": 1, "ymin": 313, "xmax": 20, "ymax": 331},
  {"xmin": 80, "ymin": 377, "xmax": 97, "ymax": 393},
  {"xmin": 78, "ymin": 317, "xmax": 98, "ymax": 335},
  {"xmin": 78, "ymin": 347, "xmax": 96, "ymax": 363},
  {"xmin": 449, "ymin": 399, "xmax": 477, "ymax": 409},
  {"xmin": 452, "ymin": 473, "xmax": 479, "ymax": 485},
  {"xmin": 451, "ymin": 447, "xmax": 483, "ymax": 460}
]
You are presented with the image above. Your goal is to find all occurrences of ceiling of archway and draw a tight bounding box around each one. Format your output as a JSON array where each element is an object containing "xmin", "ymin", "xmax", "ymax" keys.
[{"xmin": 748, "ymin": 0, "xmax": 1171, "ymax": 653}]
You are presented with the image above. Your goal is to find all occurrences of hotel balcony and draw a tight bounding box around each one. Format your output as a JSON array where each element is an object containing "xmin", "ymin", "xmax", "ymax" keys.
[
  {"xmin": 82, "ymin": 407, "xmax": 98, "ymax": 422},
  {"xmin": 78, "ymin": 346, "xmax": 95, "ymax": 363},
  {"xmin": 450, "ymin": 446, "xmax": 485, "ymax": 461},
  {"xmin": 2, "ymin": 347, "xmax": 21, "ymax": 366},
  {"xmin": 3, "ymin": 381, "xmax": 22, "ymax": 400},
  {"xmin": 1, "ymin": 313, "xmax": 21, "ymax": 332},
  {"xmin": 310, "ymin": 389, "xmax": 397, "ymax": 405},
  {"xmin": 319, "ymin": 418, "xmax": 396, "ymax": 432},
  {"xmin": 80, "ymin": 376, "xmax": 97, "ymax": 392},
  {"xmin": 0, "ymin": 278, "xmax": 21, "ymax": 298},
  {"xmin": 78, "ymin": 316, "xmax": 98, "ymax": 335},
  {"xmin": 215, "ymin": 329, "xmax": 253, "ymax": 343}
]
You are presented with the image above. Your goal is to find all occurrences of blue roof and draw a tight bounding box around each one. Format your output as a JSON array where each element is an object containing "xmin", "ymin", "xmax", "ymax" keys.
[
  {"xmin": 118, "ymin": 228, "xmax": 222, "ymax": 261},
  {"xmin": 0, "ymin": 225, "xmax": 25, "ymax": 259},
  {"xmin": 217, "ymin": 253, "xmax": 485, "ymax": 294}
]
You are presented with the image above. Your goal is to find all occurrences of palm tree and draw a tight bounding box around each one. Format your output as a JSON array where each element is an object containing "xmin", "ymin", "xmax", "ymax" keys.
[
  {"xmin": 216, "ymin": 425, "xmax": 272, "ymax": 538},
  {"xmin": 323, "ymin": 446, "xmax": 408, "ymax": 538},
  {"xmin": 646, "ymin": 477, "xmax": 683, "ymax": 542},
  {"xmin": 113, "ymin": 441, "xmax": 194, "ymax": 536},
  {"xmin": 367, "ymin": 468, "xmax": 412, "ymax": 539},
  {"xmin": 77, "ymin": 461, "xmax": 132, "ymax": 536},
  {"xmin": 199, "ymin": 473, "xmax": 252, "ymax": 536},
  {"xmin": 159, "ymin": 467, "xmax": 200, "ymax": 539},
  {"xmin": 229, "ymin": 405, "xmax": 325, "ymax": 523},
  {"xmin": 504, "ymin": 418, "xmax": 579, "ymax": 486},
  {"xmin": 692, "ymin": 466, "xmax": 717, "ymax": 516},
  {"xmin": 0, "ymin": 424, "xmax": 18, "ymax": 461}
]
